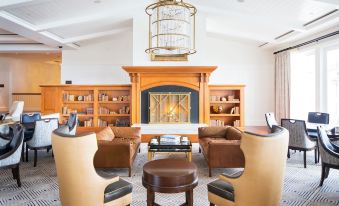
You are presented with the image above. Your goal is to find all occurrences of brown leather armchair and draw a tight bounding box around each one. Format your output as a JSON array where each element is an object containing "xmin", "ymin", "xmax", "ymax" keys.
[
  {"xmin": 198, "ymin": 126, "xmax": 245, "ymax": 177},
  {"xmin": 94, "ymin": 127, "xmax": 141, "ymax": 177}
]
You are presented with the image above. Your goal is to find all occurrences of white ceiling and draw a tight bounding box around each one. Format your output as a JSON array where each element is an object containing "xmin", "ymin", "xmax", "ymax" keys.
[{"xmin": 0, "ymin": 0, "xmax": 338, "ymax": 51}]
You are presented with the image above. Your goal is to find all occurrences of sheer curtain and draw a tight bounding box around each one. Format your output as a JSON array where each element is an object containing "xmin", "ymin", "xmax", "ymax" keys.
[{"xmin": 275, "ymin": 51, "xmax": 291, "ymax": 123}]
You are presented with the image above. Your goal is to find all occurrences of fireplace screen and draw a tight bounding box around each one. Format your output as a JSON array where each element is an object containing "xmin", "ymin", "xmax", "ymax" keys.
[{"xmin": 149, "ymin": 92, "xmax": 191, "ymax": 123}]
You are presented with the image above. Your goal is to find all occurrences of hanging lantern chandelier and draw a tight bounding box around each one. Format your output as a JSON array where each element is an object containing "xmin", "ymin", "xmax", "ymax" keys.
[{"xmin": 145, "ymin": 0, "xmax": 197, "ymax": 61}]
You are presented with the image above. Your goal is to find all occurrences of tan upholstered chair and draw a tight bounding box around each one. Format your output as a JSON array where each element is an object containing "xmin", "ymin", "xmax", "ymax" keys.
[
  {"xmin": 208, "ymin": 126, "xmax": 289, "ymax": 206},
  {"xmin": 52, "ymin": 127, "xmax": 132, "ymax": 206}
]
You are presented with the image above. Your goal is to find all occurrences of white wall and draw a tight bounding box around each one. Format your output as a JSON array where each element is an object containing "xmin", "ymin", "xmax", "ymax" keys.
[
  {"xmin": 61, "ymin": 30, "xmax": 133, "ymax": 84},
  {"xmin": 205, "ymin": 35, "xmax": 275, "ymax": 125}
]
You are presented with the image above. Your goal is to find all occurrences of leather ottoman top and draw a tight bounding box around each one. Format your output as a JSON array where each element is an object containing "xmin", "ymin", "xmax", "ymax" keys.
[{"xmin": 142, "ymin": 159, "xmax": 198, "ymax": 193}]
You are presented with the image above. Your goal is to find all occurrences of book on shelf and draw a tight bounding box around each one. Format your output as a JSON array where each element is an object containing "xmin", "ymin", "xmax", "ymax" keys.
[
  {"xmin": 97, "ymin": 119, "xmax": 108, "ymax": 127},
  {"xmin": 233, "ymin": 120, "xmax": 240, "ymax": 127},
  {"xmin": 210, "ymin": 119, "xmax": 225, "ymax": 126},
  {"xmin": 63, "ymin": 92, "xmax": 93, "ymax": 102},
  {"xmin": 83, "ymin": 118, "xmax": 93, "ymax": 127},
  {"xmin": 99, "ymin": 107, "xmax": 110, "ymax": 114}
]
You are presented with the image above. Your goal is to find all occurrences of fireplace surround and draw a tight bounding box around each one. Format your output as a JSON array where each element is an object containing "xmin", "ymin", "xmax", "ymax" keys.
[{"xmin": 122, "ymin": 66, "xmax": 217, "ymax": 124}]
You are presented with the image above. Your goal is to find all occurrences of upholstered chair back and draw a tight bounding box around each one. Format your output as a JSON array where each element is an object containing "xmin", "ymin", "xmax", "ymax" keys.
[
  {"xmin": 52, "ymin": 129, "xmax": 117, "ymax": 206},
  {"xmin": 265, "ymin": 112, "xmax": 278, "ymax": 129},
  {"xmin": 8, "ymin": 101, "xmax": 24, "ymax": 121},
  {"xmin": 308, "ymin": 112, "xmax": 329, "ymax": 124},
  {"xmin": 26, "ymin": 118, "xmax": 58, "ymax": 148},
  {"xmin": 220, "ymin": 126, "xmax": 289, "ymax": 206},
  {"xmin": 281, "ymin": 119, "xmax": 314, "ymax": 148},
  {"xmin": 318, "ymin": 126, "xmax": 339, "ymax": 165},
  {"xmin": 0, "ymin": 125, "xmax": 24, "ymax": 168},
  {"xmin": 20, "ymin": 113, "xmax": 41, "ymax": 124},
  {"xmin": 66, "ymin": 113, "xmax": 78, "ymax": 135}
]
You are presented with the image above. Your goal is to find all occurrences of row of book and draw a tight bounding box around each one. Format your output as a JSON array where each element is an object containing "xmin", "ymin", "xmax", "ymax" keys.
[
  {"xmin": 210, "ymin": 95, "xmax": 239, "ymax": 102},
  {"xmin": 83, "ymin": 119, "xmax": 93, "ymax": 127},
  {"xmin": 98, "ymin": 106, "xmax": 130, "ymax": 114},
  {"xmin": 63, "ymin": 93, "xmax": 94, "ymax": 102},
  {"xmin": 210, "ymin": 119, "xmax": 241, "ymax": 127},
  {"xmin": 230, "ymin": 107, "xmax": 240, "ymax": 114},
  {"xmin": 62, "ymin": 107, "xmax": 93, "ymax": 115},
  {"xmin": 98, "ymin": 94, "xmax": 130, "ymax": 102},
  {"xmin": 233, "ymin": 120, "xmax": 241, "ymax": 127},
  {"xmin": 210, "ymin": 119, "xmax": 225, "ymax": 126},
  {"xmin": 97, "ymin": 119, "xmax": 129, "ymax": 127}
]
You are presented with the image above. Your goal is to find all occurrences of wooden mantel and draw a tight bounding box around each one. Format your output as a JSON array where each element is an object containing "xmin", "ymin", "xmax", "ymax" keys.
[{"xmin": 122, "ymin": 66, "xmax": 217, "ymax": 124}]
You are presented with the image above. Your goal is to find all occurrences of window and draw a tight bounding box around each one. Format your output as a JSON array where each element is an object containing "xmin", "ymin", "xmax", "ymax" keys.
[
  {"xmin": 326, "ymin": 48, "xmax": 339, "ymax": 124},
  {"xmin": 290, "ymin": 50, "xmax": 316, "ymax": 120}
]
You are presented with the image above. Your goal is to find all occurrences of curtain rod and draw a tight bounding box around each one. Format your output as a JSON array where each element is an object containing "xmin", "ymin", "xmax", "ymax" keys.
[{"xmin": 273, "ymin": 30, "xmax": 339, "ymax": 55}]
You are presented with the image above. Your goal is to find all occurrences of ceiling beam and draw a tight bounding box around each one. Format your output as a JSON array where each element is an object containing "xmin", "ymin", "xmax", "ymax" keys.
[
  {"xmin": 0, "ymin": 11, "xmax": 79, "ymax": 49},
  {"xmin": 0, "ymin": 43, "xmax": 59, "ymax": 52},
  {"xmin": 0, "ymin": 34, "xmax": 36, "ymax": 43},
  {"xmin": 62, "ymin": 27, "xmax": 132, "ymax": 44}
]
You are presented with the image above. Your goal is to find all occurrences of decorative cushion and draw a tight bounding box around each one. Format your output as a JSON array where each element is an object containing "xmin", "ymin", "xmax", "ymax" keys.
[
  {"xmin": 226, "ymin": 127, "xmax": 242, "ymax": 140},
  {"xmin": 208, "ymin": 179, "xmax": 235, "ymax": 202},
  {"xmin": 104, "ymin": 178, "xmax": 133, "ymax": 203},
  {"xmin": 96, "ymin": 127, "xmax": 115, "ymax": 141}
]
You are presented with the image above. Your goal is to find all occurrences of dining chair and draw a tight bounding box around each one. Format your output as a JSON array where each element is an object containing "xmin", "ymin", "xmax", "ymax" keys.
[
  {"xmin": 26, "ymin": 118, "xmax": 58, "ymax": 167},
  {"xmin": 66, "ymin": 113, "xmax": 78, "ymax": 135},
  {"xmin": 317, "ymin": 126, "xmax": 339, "ymax": 186},
  {"xmin": 52, "ymin": 127, "xmax": 132, "ymax": 206},
  {"xmin": 5, "ymin": 101, "xmax": 24, "ymax": 121},
  {"xmin": 207, "ymin": 126, "xmax": 289, "ymax": 206},
  {"xmin": 0, "ymin": 124, "xmax": 24, "ymax": 187},
  {"xmin": 265, "ymin": 112, "xmax": 278, "ymax": 129},
  {"xmin": 20, "ymin": 113, "xmax": 41, "ymax": 162},
  {"xmin": 307, "ymin": 112, "xmax": 330, "ymax": 163},
  {"xmin": 281, "ymin": 119, "xmax": 317, "ymax": 168}
]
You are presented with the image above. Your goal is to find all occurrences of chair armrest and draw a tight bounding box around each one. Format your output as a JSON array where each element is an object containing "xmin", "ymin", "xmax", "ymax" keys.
[{"xmin": 219, "ymin": 171, "xmax": 243, "ymax": 185}]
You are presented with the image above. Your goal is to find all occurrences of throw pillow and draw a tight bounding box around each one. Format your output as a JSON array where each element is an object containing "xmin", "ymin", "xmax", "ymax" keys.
[{"xmin": 96, "ymin": 127, "xmax": 115, "ymax": 141}]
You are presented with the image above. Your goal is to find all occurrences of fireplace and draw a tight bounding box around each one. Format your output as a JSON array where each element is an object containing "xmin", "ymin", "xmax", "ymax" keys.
[
  {"xmin": 122, "ymin": 66, "xmax": 217, "ymax": 124},
  {"xmin": 141, "ymin": 85, "xmax": 199, "ymax": 124}
]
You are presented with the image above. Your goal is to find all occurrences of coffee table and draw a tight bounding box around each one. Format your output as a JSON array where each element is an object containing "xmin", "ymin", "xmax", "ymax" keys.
[
  {"xmin": 148, "ymin": 136, "xmax": 192, "ymax": 161},
  {"xmin": 142, "ymin": 159, "xmax": 198, "ymax": 206}
]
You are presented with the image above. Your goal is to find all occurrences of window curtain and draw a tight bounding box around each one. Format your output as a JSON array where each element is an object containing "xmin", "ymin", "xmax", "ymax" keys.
[{"xmin": 275, "ymin": 51, "xmax": 291, "ymax": 123}]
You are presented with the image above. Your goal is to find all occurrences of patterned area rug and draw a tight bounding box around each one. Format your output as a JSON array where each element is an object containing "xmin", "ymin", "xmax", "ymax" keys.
[{"xmin": 0, "ymin": 143, "xmax": 338, "ymax": 206}]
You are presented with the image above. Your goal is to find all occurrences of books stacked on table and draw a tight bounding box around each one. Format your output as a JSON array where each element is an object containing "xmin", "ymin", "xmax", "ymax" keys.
[{"xmin": 160, "ymin": 135, "xmax": 181, "ymax": 145}]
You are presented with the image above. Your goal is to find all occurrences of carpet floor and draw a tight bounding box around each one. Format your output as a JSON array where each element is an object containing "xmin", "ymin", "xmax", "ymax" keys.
[{"xmin": 0, "ymin": 143, "xmax": 338, "ymax": 206}]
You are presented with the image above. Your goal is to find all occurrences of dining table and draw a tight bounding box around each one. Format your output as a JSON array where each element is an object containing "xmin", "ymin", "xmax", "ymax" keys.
[{"xmin": 306, "ymin": 122, "xmax": 339, "ymax": 141}]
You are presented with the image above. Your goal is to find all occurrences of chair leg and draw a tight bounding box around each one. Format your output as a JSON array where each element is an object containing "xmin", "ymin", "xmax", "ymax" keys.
[
  {"xmin": 34, "ymin": 149, "xmax": 37, "ymax": 167},
  {"xmin": 47, "ymin": 148, "xmax": 50, "ymax": 153},
  {"xmin": 199, "ymin": 147, "xmax": 201, "ymax": 153},
  {"xmin": 320, "ymin": 163, "xmax": 326, "ymax": 186},
  {"xmin": 325, "ymin": 167, "xmax": 330, "ymax": 178},
  {"xmin": 314, "ymin": 148, "xmax": 317, "ymax": 164},
  {"xmin": 26, "ymin": 144, "xmax": 29, "ymax": 162},
  {"xmin": 21, "ymin": 143, "xmax": 25, "ymax": 162},
  {"xmin": 317, "ymin": 146, "xmax": 320, "ymax": 162},
  {"xmin": 303, "ymin": 151, "xmax": 307, "ymax": 168},
  {"xmin": 210, "ymin": 203, "xmax": 215, "ymax": 206},
  {"xmin": 209, "ymin": 167, "xmax": 212, "ymax": 177},
  {"xmin": 128, "ymin": 167, "xmax": 131, "ymax": 177},
  {"xmin": 139, "ymin": 147, "xmax": 141, "ymax": 153},
  {"xmin": 287, "ymin": 149, "xmax": 290, "ymax": 158},
  {"xmin": 12, "ymin": 165, "xmax": 21, "ymax": 187}
]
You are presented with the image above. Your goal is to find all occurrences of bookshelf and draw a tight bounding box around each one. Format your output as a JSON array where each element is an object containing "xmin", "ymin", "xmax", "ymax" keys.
[
  {"xmin": 41, "ymin": 85, "xmax": 131, "ymax": 128},
  {"xmin": 208, "ymin": 85, "xmax": 245, "ymax": 127}
]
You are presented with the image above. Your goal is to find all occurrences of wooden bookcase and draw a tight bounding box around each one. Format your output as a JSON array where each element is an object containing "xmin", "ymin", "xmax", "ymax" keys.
[
  {"xmin": 208, "ymin": 85, "xmax": 245, "ymax": 127},
  {"xmin": 41, "ymin": 85, "xmax": 131, "ymax": 128}
]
